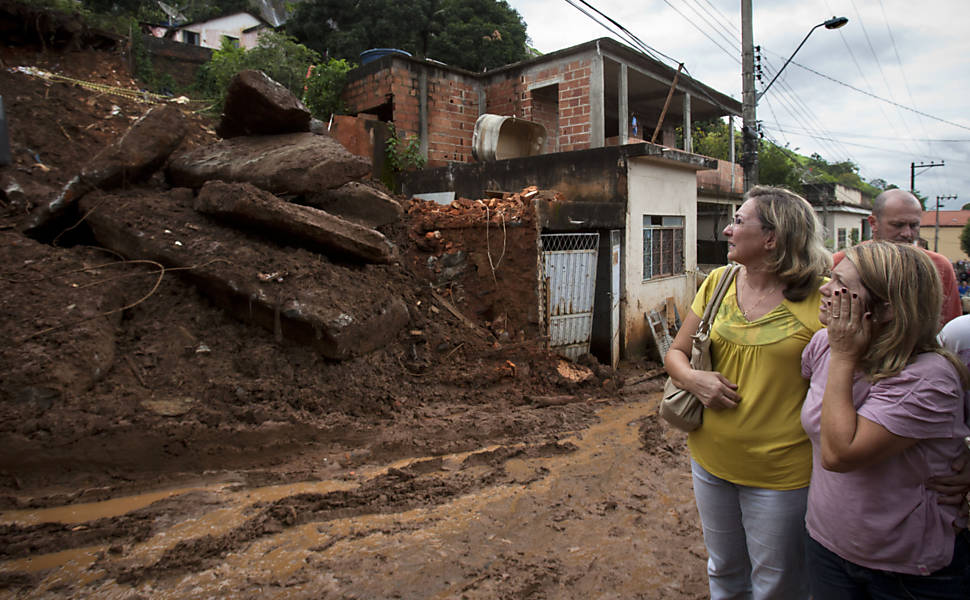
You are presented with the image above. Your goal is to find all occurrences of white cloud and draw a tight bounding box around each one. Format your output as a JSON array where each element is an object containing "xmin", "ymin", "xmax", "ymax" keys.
[{"xmin": 509, "ymin": 0, "xmax": 970, "ymax": 209}]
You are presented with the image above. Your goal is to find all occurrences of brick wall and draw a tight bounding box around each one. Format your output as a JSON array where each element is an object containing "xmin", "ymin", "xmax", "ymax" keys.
[
  {"xmin": 343, "ymin": 60, "xmax": 481, "ymax": 167},
  {"xmin": 425, "ymin": 75, "xmax": 479, "ymax": 165},
  {"xmin": 342, "ymin": 55, "xmax": 598, "ymax": 166}
]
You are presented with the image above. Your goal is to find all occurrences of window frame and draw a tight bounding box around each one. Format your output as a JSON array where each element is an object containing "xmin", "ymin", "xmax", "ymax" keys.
[{"xmin": 642, "ymin": 215, "xmax": 685, "ymax": 281}]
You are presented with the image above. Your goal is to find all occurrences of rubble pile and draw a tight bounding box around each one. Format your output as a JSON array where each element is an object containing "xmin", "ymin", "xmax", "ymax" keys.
[{"xmin": 0, "ymin": 45, "xmax": 613, "ymax": 499}]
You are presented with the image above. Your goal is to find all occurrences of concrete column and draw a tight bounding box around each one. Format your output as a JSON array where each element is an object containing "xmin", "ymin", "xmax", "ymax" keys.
[
  {"xmin": 418, "ymin": 69, "xmax": 428, "ymax": 159},
  {"xmin": 618, "ymin": 64, "xmax": 628, "ymax": 144},
  {"xmin": 682, "ymin": 93, "xmax": 692, "ymax": 153},
  {"xmin": 590, "ymin": 44, "xmax": 605, "ymax": 147}
]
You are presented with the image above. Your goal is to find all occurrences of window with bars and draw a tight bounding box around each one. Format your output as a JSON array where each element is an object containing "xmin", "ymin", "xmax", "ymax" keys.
[
  {"xmin": 643, "ymin": 215, "xmax": 685, "ymax": 280},
  {"xmin": 837, "ymin": 228, "xmax": 847, "ymax": 249}
]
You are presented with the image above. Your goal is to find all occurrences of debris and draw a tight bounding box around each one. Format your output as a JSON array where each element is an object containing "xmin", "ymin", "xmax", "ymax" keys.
[{"xmin": 194, "ymin": 181, "xmax": 398, "ymax": 264}]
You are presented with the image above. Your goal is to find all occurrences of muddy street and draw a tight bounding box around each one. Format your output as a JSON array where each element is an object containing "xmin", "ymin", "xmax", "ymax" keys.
[
  {"xmin": 0, "ymin": 5, "xmax": 709, "ymax": 598},
  {"xmin": 0, "ymin": 393, "xmax": 707, "ymax": 599}
]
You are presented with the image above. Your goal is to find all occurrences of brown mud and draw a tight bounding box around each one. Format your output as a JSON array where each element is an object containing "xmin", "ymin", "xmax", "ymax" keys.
[{"xmin": 0, "ymin": 10, "xmax": 704, "ymax": 598}]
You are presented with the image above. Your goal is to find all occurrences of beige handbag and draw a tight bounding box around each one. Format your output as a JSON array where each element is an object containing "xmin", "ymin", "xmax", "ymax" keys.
[{"xmin": 660, "ymin": 265, "xmax": 741, "ymax": 432}]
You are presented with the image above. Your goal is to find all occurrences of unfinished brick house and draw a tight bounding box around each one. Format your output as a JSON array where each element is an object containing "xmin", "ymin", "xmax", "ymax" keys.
[
  {"xmin": 341, "ymin": 37, "xmax": 740, "ymax": 167},
  {"xmin": 340, "ymin": 38, "xmax": 744, "ymax": 365}
]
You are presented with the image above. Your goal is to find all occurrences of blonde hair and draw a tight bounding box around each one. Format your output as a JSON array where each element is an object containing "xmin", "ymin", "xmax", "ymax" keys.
[
  {"xmin": 747, "ymin": 186, "xmax": 831, "ymax": 301},
  {"xmin": 844, "ymin": 241, "xmax": 968, "ymax": 383}
]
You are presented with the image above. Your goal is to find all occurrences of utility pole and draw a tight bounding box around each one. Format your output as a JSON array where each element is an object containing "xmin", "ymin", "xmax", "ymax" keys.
[
  {"xmin": 741, "ymin": 0, "xmax": 757, "ymax": 191},
  {"xmin": 911, "ymin": 160, "xmax": 944, "ymax": 200},
  {"xmin": 935, "ymin": 194, "xmax": 958, "ymax": 252}
]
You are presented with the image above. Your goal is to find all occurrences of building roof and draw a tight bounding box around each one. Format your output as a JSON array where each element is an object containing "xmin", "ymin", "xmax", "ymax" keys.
[
  {"xmin": 176, "ymin": 11, "xmax": 266, "ymax": 32},
  {"xmin": 488, "ymin": 37, "xmax": 742, "ymax": 121},
  {"xmin": 920, "ymin": 210, "xmax": 970, "ymax": 228}
]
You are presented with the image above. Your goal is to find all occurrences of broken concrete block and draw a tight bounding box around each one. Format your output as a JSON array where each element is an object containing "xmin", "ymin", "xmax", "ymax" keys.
[
  {"xmin": 216, "ymin": 70, "xmax": 311, "ymax": 138},
  {"xmin": 194, "ymin": 181, "xmax": 398, "ymax": 264},
  {"xmin": 303, "ymin": 181, "xmax": 404, "ymax": 229},
  {"xmin": 23, "ymin": 103, "xmax": 187, "ymax": 234},
  {"xmin": 166, "ymin": 132, "xmax": 370, "ymax": 197},
  {"xmin": 80, "ymin": 188, "xmax": 409, "ymax": 360}
]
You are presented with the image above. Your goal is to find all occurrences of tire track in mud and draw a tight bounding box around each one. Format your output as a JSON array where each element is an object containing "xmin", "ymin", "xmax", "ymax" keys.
[
  {"xmin": 2, "ymin": 396, "xmax": 708, "ymax": 599},
  {"xmin": 121, "ymin": 441, "xmax": 576, "ymax": 583},
  {"xmin": 0, "ymin": 441, "xmax": 576, "ymax": 588}
]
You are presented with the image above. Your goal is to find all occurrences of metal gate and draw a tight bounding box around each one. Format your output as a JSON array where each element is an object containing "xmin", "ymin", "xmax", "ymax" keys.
[{"xmin": 541, "ymin": 233, "xmax": 599, "ymax": 361}]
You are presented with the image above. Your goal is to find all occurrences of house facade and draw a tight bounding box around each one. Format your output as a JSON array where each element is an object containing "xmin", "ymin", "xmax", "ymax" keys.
[
  {"xmin": 165, "ymin": 12, "xmax": 268, "ymax": 50},
  {"xmin": 920, "ymin": 210, "xmax": 970, "ymax": 262},
  {"xmin": 801, "ymin": 183, "xmax": 872, "ymax": 251},
  {"xmin": 339, "ymin": 38, "xmax": 742, "ymax": 364}
]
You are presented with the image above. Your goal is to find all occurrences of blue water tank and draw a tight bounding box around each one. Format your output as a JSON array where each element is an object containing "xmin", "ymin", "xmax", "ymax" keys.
[{"xmin": 359, "ymin": 48, "xmax": 412, "ymax": 65}]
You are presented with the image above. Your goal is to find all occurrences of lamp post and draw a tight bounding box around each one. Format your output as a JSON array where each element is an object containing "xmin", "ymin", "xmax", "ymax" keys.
[
  {"xmin": 741, "ymin": 7, "xmax": 848, "ymax": 191},
  {"xmin": 758, "ymin": 16, "xmax": 848, "ymax": 101}
]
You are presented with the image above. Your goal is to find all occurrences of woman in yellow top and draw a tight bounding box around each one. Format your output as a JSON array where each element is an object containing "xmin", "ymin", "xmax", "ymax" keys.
[{"xmin": 664, "ymin": 186, "xmax": 829, "ymax": 599}]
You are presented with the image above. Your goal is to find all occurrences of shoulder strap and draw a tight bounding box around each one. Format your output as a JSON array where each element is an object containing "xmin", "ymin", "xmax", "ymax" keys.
[{"xmin": 696, "ymin": 265, "xmax": 740, "ymax": 335}]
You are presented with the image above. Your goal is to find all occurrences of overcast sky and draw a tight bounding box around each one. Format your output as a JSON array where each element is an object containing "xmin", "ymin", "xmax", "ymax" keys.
[{"xmin": 508, "ymin": 0, "xmax": 970, "ymax": 210}]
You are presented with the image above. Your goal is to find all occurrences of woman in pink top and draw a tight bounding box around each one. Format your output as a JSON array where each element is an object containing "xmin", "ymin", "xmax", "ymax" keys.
[{"xmin": 800, "ymin": 241, "xmax": 970, "ymax": 598}]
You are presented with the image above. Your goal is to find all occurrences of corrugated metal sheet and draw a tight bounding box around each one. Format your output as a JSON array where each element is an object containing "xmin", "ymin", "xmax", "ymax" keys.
[{"xmin": 542, "ymin": 234, "xmax": 598, "ymax": 361}]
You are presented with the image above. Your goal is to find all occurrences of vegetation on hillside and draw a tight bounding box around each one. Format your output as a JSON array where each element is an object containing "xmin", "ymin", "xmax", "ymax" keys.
[
  {"xmin": 286, "ymin": 0, "xmax": 530, "ymax": 72},
  {"xmin": 684, "ymin": 118, "xmax": 896, "ymax": 198},
  {"xmin": 195, "ymin": 32, "xmax": 351, "ymax": 119}
]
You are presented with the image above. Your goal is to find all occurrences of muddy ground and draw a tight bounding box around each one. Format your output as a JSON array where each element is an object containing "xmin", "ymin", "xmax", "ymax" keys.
[{"xmin": 0, "ymin": 11, "xmax": 706, "ymax": 599}]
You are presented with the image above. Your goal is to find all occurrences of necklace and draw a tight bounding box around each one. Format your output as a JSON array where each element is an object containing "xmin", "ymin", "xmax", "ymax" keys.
[{"xmin": 740, "ymin": 271, "xmax": 781, "ymax": 319}]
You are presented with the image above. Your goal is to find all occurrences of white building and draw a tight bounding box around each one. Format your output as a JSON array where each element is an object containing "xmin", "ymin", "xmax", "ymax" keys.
[{"xmin": 169, "ymin": 12, "xmax": 269, "ymax": 50}]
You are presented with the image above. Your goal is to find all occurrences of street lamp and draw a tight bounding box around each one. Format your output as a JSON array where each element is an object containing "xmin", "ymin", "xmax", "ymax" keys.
[
  {"xmin": 758, "ymin": 16, "xmax": 849, "ymax": 100},
  {"xmin": 741, "ymin": 10, "xmax": 848, "ymax": 191}
]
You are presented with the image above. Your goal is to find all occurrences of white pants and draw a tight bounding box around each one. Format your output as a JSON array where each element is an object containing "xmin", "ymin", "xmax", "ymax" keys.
[{"xmin": 691, "ymin": 459, "xmax": 809, "ymax": 600}]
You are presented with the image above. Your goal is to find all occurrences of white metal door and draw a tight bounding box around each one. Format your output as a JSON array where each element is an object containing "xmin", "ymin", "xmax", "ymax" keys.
[
  {"xmin": 609, "ymin": 230, "xmax": 621, "ymax": 369},
  {"xmin": 541, "ymin": 233, "xmax": 599, "ymax": 361}
]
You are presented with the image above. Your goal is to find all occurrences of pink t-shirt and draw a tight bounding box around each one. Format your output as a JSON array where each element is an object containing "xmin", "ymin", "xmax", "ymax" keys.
[{"xmin": 800, "ymin": 329, "xmax": 969, "ymax": 575}]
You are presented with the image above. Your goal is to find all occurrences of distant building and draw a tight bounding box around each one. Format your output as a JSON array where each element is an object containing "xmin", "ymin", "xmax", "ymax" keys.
[
  {"xmin": 149, "ymin": 12, "xmax": 270, "ymax": 51},
  {"xmin": 801, "ymin": 182, "xmax": 872, "ymax": 251},
  {"xmin": 920, "ymin": 210, "xmax": 970, "ymax": 262}
]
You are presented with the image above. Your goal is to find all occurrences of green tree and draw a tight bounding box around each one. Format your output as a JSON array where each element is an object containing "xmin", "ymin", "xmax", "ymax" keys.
[
  {"xmin": 196, "ymin": 32, "xmax": 325, "ymax": 114},
  {"xmin": 426, "ymin": 0, "xmax": 529, "ymax": 71},
  {"xmin": 758, "ymin": 142, "xmax": 802, "ymax": 191},
  {"xmin": 679, "ymin": 118, "xmax": 740, "ymax": 161},
  {"xmin": 303, "ymin": 58, "xmax": 354, "ymax": 119},
  {"xmin": 80, "ymin": 0, "xmax": 248, "ymax": 21},
  {"xmin": 287, "ymin": 0, "xmax": 529, "ymax": 72}
]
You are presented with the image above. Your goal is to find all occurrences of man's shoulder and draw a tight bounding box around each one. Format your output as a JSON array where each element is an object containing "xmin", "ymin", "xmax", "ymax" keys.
[{"xmin": 920, "ymin": 248, "xmax": 956, "ymax": 272}]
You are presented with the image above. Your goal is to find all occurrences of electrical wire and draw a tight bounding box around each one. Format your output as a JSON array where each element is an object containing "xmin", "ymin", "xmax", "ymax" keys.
[
  {"xmin": 677, "ymin": 0, "xmax": 740, "ymax": 57},
  {"xmin": 561, "ymin": 0, "xmax": 741, "ymax": 117},
  {"xmin": 760, "ymin": 50, "xmax": 970, "ymax": 134},
  {"xmin": 660, "ymin": 0, "xmax": 740, "ymax": 64},
  {"xmin": 759, "ymin": 56, "xmax": 852, "ymax": 162}
]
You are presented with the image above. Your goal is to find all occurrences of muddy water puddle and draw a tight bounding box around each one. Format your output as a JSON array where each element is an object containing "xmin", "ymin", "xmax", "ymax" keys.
[{"xmin": 1, "ymin": 398, "xmax": 704, "ymax": 598}]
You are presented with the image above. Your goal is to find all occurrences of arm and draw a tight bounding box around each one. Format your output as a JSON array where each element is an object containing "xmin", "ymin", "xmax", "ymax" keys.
[
  {"xmin": 664, "ymin": 309, "xmax": 741, "ymax": 410},
  {"xmin": 929, "ymin": 438, "xmax": 970, "ymax": 516},
  {"xmin": 820, "ymin": 288, "xmax": 917, "ymax": 472}
]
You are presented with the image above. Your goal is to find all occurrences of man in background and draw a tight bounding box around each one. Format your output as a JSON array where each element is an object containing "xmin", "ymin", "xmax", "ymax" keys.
[{"xmin": 832, "ymin": 188, "xmax": 961, "ymax": 326}]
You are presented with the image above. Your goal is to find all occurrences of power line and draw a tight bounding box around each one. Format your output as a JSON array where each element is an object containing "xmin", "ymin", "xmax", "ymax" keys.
[
  {"xmin": 678, "ymin": 0, "xmax": 740, "ymax": 56},
  {"xmin": 769, "ymin": 124, "xmax": 970, "ymax": 143},
  {"xmin": 844, "ymin": 0, "xmax": 922, "ymax": 158},
  {"xmin": 760, "ymin": 49, "xmax": 970, "ymax": 133},
  {"xmin": 660, "ymin": 0, "xmax": 740, "ymax": 63},
  {"xmin": 760, "ymin": 56, "xmax": 852, "ymax": 162},
  {"xmin": 561, "ymin": 0, "xmax": 740, "ymax": 117}
]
